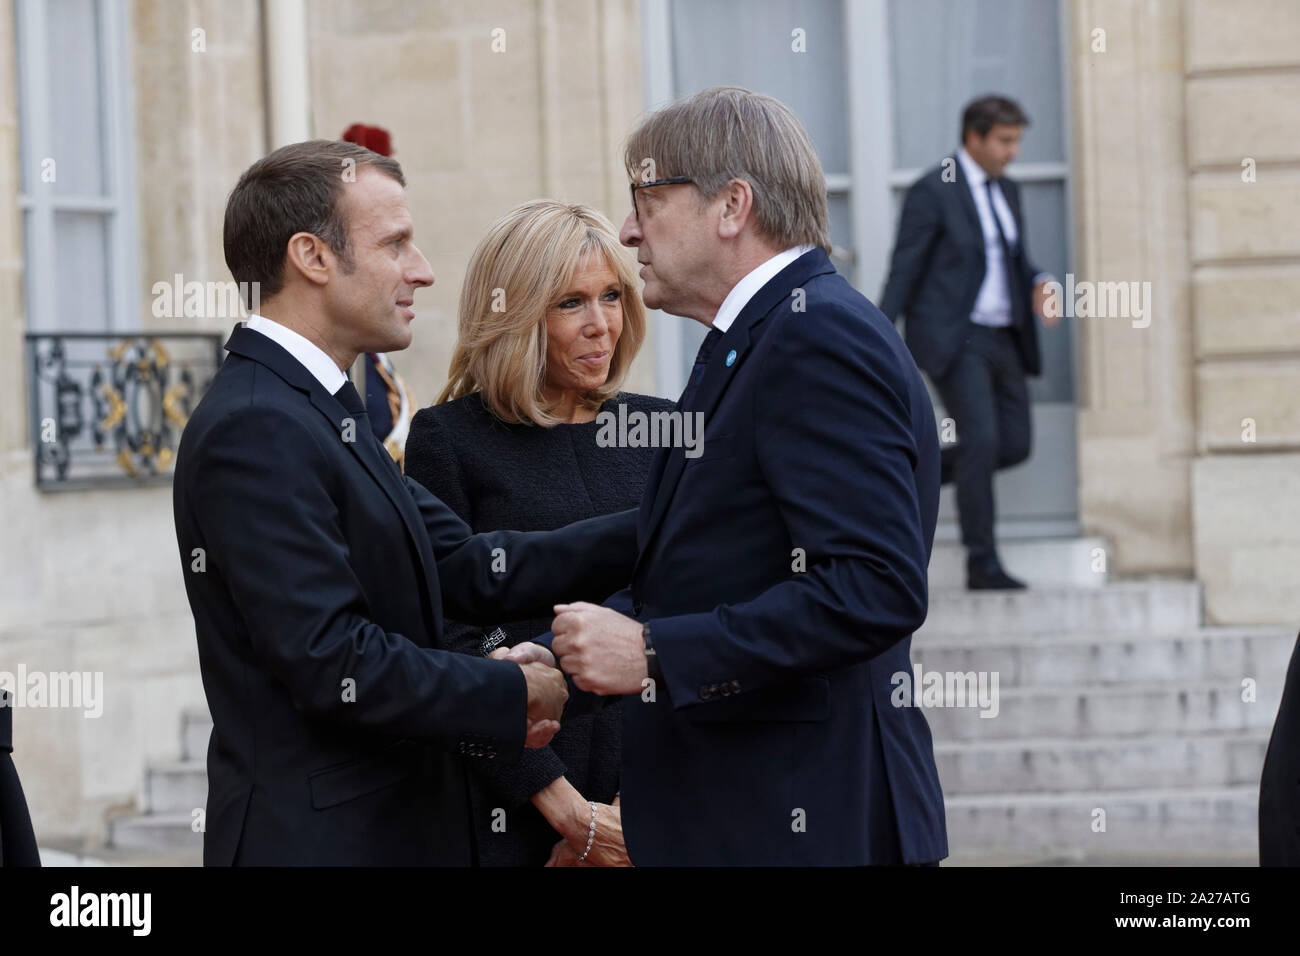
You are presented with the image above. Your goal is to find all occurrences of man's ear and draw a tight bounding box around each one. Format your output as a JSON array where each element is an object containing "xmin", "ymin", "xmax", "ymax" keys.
[
  {"xmin": 284, "ymin": 231, "xmax": 332, "ymax": 288},
  {"xmin": 716, "ymin": 178, "xmax": 754, "ymax": 240}
]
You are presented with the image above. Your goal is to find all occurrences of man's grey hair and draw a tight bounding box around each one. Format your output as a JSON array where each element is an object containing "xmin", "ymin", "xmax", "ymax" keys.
[{"xmin": 623, "ymin": 86, "xmax": 831, "ymax": 252}]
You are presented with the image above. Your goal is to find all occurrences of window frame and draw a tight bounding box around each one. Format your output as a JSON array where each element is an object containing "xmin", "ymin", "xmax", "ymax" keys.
[{"xmin": 15, "ymin": 0, "xmax": 140, "ymax": 334}]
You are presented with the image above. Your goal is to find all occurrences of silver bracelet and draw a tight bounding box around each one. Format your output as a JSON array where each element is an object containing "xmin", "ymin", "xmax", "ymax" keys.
[{"xmin": 575, "ymin": 801, "xmax": 598, "ymax": 862}]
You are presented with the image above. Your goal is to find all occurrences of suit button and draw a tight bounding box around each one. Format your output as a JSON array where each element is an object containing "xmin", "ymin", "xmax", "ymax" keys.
[
  {"xmin": 730, "ymin": 680, "xmax": 741, "ymax": 693},
  {"xmin": 699, "ymin": 685, "xmax": 712, "ymax": 700},
  {"xmin": 632, "ymin": 600, "xmax": 644, "ymax": 616}
]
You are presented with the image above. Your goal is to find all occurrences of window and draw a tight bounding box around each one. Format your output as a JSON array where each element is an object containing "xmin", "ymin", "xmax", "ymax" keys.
[{"xmin": 16, "ymin": 0, "xmax": 138, "ymax": 333}]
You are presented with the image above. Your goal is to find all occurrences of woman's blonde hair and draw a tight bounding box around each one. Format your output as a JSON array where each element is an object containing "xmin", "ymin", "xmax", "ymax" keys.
[{"xmin": 438, "ymin": 200, "xmax": 646, "ymax": 425}]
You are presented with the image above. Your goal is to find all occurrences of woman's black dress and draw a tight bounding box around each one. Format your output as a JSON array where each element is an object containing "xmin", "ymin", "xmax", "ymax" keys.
[{"xmin": 404, "ymin": 390, "xmax": 674, "ymax": 866}]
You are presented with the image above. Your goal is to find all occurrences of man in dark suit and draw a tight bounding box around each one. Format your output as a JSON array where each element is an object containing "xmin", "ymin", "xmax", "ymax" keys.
[
  {"xmin": 1260, "ymin": 631, "xmax": 1300, "ymax": 865},
  {"xmin": 508, "ymin": 87, "xmax": 947, "ymax": 865},
  {"xmin": 879, "ymin": 95, "xmax": 1059, "ymax": 590},
  {"xmin": 173, "ymin": 140, "xmax": 636, "ymax": 865}
]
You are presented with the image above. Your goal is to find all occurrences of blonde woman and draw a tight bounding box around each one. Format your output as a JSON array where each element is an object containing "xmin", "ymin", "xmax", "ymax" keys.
[{"xmin": 404, "ymin": 201, "xmax": 672, "ymax": 866}]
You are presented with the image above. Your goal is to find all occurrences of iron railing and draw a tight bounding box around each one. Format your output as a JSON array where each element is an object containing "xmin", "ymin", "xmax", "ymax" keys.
[{"xmin": 25, "ymin": 331, "xmax": 224, "ymax": 490}]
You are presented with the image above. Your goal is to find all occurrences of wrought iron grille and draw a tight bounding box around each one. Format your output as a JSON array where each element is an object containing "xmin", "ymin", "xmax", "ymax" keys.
[{"xmin": 25, "ymin": 332, "xmax": 224, "ymax": 489}]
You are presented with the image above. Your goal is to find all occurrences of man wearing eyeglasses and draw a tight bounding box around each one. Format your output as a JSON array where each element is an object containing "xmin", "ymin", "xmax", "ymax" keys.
[{"xmin": 505, "ymin": 86, "xmax": 948, "ymax": 866}]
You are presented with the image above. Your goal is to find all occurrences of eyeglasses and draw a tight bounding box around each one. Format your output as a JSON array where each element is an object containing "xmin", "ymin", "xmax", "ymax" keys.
[{"xmin": 630, "ymin": 176, "xmax": 694, "ymax": 219}]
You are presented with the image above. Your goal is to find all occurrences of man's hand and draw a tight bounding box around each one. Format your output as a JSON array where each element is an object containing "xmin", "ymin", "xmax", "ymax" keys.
[
  {"xmin": 490, "ymin": 641, "xmax": 556, "ymax": 668},
  {"xmin": 1033, "ymin": 280, "xmax": 1060, "ymax": 328},
  {"xmin": 519, "ymin": 660, "xmax": 567, "ymax": 748},
  {"xmin": 551, "ymin": 602, "xmax": 647, "ymax": 695}
]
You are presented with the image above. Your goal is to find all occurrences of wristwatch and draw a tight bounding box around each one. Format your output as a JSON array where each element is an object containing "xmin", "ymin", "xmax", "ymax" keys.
[{"xmin": 642, "ymin": 621, "xmax": 663, "ymax": 683}]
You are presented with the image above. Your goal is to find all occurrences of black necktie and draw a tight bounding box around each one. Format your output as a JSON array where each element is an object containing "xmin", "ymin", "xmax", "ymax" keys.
[
  {"xmin": 679, "ymin": 328, "xmax": 723, "ymax": 410},
  {"xmin": 334, "ymin": 380, "xmax": 368, "ymax": 417},
  {"xmin": 335, "ymin": 378, "xmax": 409, "ymax": 484},
  {"xmin": 984, "ymin": 179, "xmax": 1018, "ymax": 254},
  {"xmin": 985, "ymin": 179, "xmax": 1027, "ymax": 326}
]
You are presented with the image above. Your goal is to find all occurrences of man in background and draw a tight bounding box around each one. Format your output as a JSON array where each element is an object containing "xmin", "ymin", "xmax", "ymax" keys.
[{"xmin": 880, "ymin": 94, "xmax": 1059, "ymax": 590}]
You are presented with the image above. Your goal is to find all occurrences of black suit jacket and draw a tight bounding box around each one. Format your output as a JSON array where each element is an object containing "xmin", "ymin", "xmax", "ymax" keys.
[
  {"xmin": 557, "ymin": 249, "xmax": 948, "ymax": 864},
  {"xmin": 1260, "ymin": 631, "xmax": 1300, "ymax": 866},
  {"xmin": 879, "ymin": 154, "xmax": 1043, "ymax": 379},
  {"xmin": 172, "ymin": 325, "xmax": 636, "ymax": 865}
]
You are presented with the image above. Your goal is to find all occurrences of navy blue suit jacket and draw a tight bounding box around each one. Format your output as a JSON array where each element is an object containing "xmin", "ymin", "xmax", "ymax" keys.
[
  {"xmin": 589, "ymin": 248, "xmax": 948, "ymax": 864},
  {"xmin": 173, "ymin": 325, "xmax": 636, "ymax": 865},
  {"xmin": 879, "ymin": 155, "xmax": 1043, "ymax": 379}
]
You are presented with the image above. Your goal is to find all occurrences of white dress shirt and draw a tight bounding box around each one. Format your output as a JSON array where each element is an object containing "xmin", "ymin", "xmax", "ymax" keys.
[
  {"xmin": 711, "ymin": 244, "xmax": 817, "ymax": 333},
  {"xmin": 957, "ymin": 147, "xmax": 1022, "ymax": 329},
  {"xmin": 245, "ymin": 314, "xmax": 349, "ymax": 395}
]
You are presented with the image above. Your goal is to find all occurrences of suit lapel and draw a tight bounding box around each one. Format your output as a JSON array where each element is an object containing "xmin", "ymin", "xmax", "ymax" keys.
[
  {"xmin": 635, "ymin": 249, "xmax": 835, "ymax": 559},
  {"xmin": 224, "ymin": 325, "xmax": 437, "ymax": 589},
  {"xmin": 952, "ymin": 154, "xmax": 983, "ymax": 243},
  {"xmin": 638, "ymin": 318, "xmax": 754, "ymax": 544}
]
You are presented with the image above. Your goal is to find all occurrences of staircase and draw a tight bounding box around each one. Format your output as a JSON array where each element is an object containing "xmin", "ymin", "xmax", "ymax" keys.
[
  {"xmin": 105, "ymin": 708, "xmax": 209, "ymax": 864},
  {"xmin": 919, "ymin": 538, "xmax": 1292, "ymax": 864},
  {"xmin": 103, "ymin": 540, "xmax": 1292, "ymax": 865}
]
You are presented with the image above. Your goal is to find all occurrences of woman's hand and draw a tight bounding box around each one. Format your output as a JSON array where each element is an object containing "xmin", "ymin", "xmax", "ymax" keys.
[
  {"xmin": 545, "ymin": 838, "xmax": 587, "ymax": 867},
  {"xmin": 532, "ymin": 778, "xmax": 632, "ymax": 866},
  {"xmin": 542, "ymin": 806, "xmax": 631, "ymax": 866},
  {"xmin": 579, "ymin": 802, "xmax": 631, "ymax": 866},
  {"xmin": 531, "ymin": 776, "xmax": 591, "ymax": 845}
]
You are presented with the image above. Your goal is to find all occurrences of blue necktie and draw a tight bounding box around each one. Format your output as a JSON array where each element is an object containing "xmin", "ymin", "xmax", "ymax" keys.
[{"xmin": 679, "ymin": 328, "xmax": 723, "ymax": 410}]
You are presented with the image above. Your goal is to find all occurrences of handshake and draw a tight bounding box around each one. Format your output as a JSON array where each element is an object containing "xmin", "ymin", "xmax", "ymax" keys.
[
  {"xmin": 493, "ymin": 601, "xmax": 651, "ymax": 749},
  {"xmin": 490, "ymin": 601, "xmax": 648, "ymax": 868}
]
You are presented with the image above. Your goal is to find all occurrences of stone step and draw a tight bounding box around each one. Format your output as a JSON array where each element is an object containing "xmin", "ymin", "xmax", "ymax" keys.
[
  {"xmin": 919, "ymin": 680, "xmax": 1282, "ymax": 741},
  {"xmin": 928, "ymin": 537, "xmax": 1109, "ymax": 590},
  {"xmin": 181, "ymin": 708, "xmax": 212, "ymax": 762},
  {"xmin": 40, "ymin": 843, "xmax": 202, "ymax": 867},
  {"xmin": 943, "ymin": 785, "xmax": 1259, "ymax": 855},
  {"xmin": 145, "ymin": 760, "xmax": 207, "ymax": 815},
  {"xmin": 919, "ymin": 580, "xmax": 1202, "ymax": 637},
  {"xmin": 934, "ymin": 732, "xmax": 1270, "ymax": 794},
  {"xmin": 107, "ymin": 812, "xmax": 205, "ymax": 854},
  {"xmin": 911, "ymin": 628, "xmax": 1296, "ymax": 686}
]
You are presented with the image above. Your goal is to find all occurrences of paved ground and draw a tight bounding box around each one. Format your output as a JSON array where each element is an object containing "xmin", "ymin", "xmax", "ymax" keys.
[
  {"xmin": 38, "ymin": 840, "xmax": 200, "ymax": 867},
  {"xmin": 38, "ymin": 844, "xmax": 1256, "ymax": 867},
  {"xmin": 944, "ymin": 850, "xmax": 1258, "ymax": 867}
]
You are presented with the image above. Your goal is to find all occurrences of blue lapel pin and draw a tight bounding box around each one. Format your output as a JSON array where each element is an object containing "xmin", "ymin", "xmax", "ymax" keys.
[{"xmin": 725, "ymin": 349, "xmax": 737, "ymax": 367}]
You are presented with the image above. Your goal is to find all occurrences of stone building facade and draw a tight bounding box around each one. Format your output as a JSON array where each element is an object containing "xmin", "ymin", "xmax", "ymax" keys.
[{"xmin": 0, "ymin": 0, "xmax": 1295, "ymax": 852}]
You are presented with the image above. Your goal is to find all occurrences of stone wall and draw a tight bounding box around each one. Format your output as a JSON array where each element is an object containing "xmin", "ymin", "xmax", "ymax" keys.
[
  {"xmin": 1072, "ymin": 0, "xmax": 1300, "ymax": 625},
  {"xmin": 1185, "ymin": 0, "xmax": 1300, "ymax": 624},
  {"xmin": 1070, "ymin": 0, "xmax": 1197, "ymax": 578}
]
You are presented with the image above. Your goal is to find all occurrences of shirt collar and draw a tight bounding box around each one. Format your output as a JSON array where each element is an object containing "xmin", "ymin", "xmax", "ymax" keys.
[
  {"xmin": 245, "ymin": 314, "xmax": 349, "ymax": 394},
  {"xmin": 957, "ymin": 146, "xmax": 990, "ymax": 188},
  {"xmin": 711, "ymin": 245, "xmax": 816, "ymax": 334}
]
